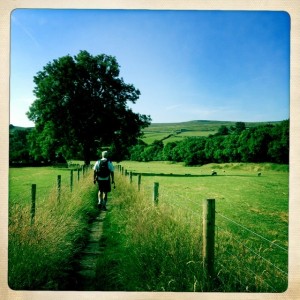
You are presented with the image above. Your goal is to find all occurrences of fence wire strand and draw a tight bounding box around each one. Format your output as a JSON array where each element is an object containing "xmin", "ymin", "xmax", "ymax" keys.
[
  {"xmin": 216, "ymin": 258, "xmax": 274, "ymax": 292},
  {"xmin": 217, "ymin": 252, "xmax": 278, "ymax": 292},
  {"xmin": 216, "ymin": 211, "xmax": 288, "ymax": 253},
  {"xmin": 216, "ymin": 224, "xmax": 288, "ymax": 276},
  {"xmin": 231, "ymin": 234, "xmax": 287, "ymax": 276}
]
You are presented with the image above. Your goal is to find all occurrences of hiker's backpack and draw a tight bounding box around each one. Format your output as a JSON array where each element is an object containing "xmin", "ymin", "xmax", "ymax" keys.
[{"xmin": 96, "ymin": 159, "xmax": 110, "ymax": 178}]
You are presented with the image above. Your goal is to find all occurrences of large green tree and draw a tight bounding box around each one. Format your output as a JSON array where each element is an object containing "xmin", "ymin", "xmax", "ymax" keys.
[{"xmin": 27, "ymin": 51, "xmax": 151, "ymax": 164}]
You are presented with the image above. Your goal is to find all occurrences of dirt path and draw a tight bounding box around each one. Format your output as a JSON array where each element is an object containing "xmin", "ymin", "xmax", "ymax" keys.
[{"xmin": 75, "ymin": 209, "xmax": 107, "ymax": 290}]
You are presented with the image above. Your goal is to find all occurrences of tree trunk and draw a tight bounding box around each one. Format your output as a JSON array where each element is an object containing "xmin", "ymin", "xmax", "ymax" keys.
[{"xmin": 83, "ymin": 144, "xmax": 91, "ymax": 166}]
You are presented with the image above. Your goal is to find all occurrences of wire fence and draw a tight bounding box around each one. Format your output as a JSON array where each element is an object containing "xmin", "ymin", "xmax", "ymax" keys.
[
  {"xmin": 18, "ymin": 165, "xmax": 94, "ymax": 225},
  {"xmin": 117, "ymin": 166, "xmax": 288, "ymax": 292},
  {"xmin": 215, "ymin": 210, "xmax": 288, "ymax": 292}
]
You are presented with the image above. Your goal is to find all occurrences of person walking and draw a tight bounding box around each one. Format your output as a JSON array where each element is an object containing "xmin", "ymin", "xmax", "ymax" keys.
[{"xmin": 93, "ymin": 151, "xmax": 115, "ymax": 211}]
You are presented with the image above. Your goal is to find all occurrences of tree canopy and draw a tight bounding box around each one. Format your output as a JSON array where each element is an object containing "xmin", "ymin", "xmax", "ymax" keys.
[{"xmin": 27, "ymin": 51, "xmax": 151, "ymax": 164}]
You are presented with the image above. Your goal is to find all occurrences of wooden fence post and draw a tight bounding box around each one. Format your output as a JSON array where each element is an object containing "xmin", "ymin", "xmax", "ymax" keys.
[
  {"xmin": 202, "ymin": 198, "xmax": 215, "ymax": 289},
  {"xmin": 77, "ymin": 169, "xmax": 80, "ymax": 182},
  {"xmin": 31, "ymin": 184, "xmax": 36, "ymax": 225},
  {"xmin": 57, "ymin": 175, "xmax": 61, "ymax": 202},
  {"xmin": 138, "ymin": 174, "xmax": 141, "ymax": 191},
  {"xmin": 70, "ymin": 170, "xmax": 73, "ymax": 192},
  {"xmin": 153, "ymin": 182, "xmax": 159, "ymax": 205}
]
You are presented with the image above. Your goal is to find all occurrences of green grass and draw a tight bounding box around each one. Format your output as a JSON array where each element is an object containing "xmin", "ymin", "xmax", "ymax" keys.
[
  {"xmin": 9, "ymin": 166, "xmax": 85, "ymax": 206},
  {"xmin": 142, "ymin": 129, "xmax": 216, "ymax": 144},
  {"xmin": 142, "ymin": 132, "xmax": 173, "ymax": 144},
  {"xmin": 8, "ymin": 163, "xmax": 87, "ymax": 203},
  {"xmin": 95, "ymin": 161, "xmax": 288, "ymax": 292},
  {"xmin": 8, "ymin": 161, "xmax": 288, "ymax": 291},
  {"xmin": 96, "ymin": 173, "xmax": 205, "ymax": 291},
  {"xmin": 121, "ymin": 161, "xmax": 288, "ymax": 246},
  {"xmin": 142, "ymin": 120, "xmax": 281, "ymax": 144},
  {"xmin": 8, "ymin": 166, "xmax": 98, "ymax": 290}
]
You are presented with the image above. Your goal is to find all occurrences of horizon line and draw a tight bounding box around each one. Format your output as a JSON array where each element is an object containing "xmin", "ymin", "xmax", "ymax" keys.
[{"xmin": 9, "ymin": 118, "xmax": 288, "ymax": 129}]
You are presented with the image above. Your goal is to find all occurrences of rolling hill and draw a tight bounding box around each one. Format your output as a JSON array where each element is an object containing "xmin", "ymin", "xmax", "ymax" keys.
[{"xmin": 142, "ymin": 120, "xmax": 281, "ymax": 144}]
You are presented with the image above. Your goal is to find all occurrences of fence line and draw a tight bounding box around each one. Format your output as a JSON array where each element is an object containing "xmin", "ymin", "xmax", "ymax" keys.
[
  {"xmin": 118, "ymin": 167, "xmax": 287, "ymax": 250},
  {"xmin": 28, "ymin": 165, "xmax": 92, "ymax": 225},
  {"xmin": 115, "ymin": 168, "xmax": 288, "ymax": 292},
  {"xmin": 142, "ymin": 181, "xmax": 204, "ymax": 214},
  {"xmin": 174, "ymin": 195, "xmax": 287, "ymax": 275}
]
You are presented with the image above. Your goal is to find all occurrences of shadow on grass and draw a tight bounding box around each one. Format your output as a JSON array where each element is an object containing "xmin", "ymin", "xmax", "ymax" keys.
[{"xmin": 131, "ymin": 172, "xmax": 259, "ymax": 178}]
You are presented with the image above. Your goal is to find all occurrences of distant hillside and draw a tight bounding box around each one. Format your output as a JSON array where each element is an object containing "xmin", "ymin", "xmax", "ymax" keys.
[
  {"xmin": 9, "ymin": 124, "xmax": 34, "ymax": 132},
  {"xmin": 142, "ymin": 120, "xmax": 281, "ymax": 144}
]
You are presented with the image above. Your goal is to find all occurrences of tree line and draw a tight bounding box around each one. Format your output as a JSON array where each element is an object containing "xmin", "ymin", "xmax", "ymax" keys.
[
  {"xmin": 10, "ymin": 120, "xmax": 289, "ymax": 166},
  {"xmin": 128, "ymin": 120, "xmax": 289, "ymax": 165}
]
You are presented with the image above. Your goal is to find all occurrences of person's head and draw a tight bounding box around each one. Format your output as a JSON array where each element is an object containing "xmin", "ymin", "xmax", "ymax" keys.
[{"xmin": 102, "ymin": 151, "xmax": 108, "ymax": 159}]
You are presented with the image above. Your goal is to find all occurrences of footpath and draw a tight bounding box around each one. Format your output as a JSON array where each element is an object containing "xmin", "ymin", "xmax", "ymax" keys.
[{"xmin": 74, "ymin": 207, "xmax": 107, "ymax": 290}]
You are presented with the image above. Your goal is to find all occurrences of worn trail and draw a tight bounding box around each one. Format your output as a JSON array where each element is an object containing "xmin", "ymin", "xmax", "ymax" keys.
[{"xmin": 74, "ymin": 208, "xmax": 107, "ymax": 290}]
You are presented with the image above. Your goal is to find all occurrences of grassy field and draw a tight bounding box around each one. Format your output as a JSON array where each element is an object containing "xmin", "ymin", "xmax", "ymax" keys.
[
  {"xmin": 8, "ymin": 165, "xmax": 98, "ymax": 290},
  {"xmin": 142, "ymin": 120, "xmax": 281, "ymax": 144},
  {"xmin": 101, "ymin": 161, "xmax": 289, "ymax": 292},
  {"xmin": 9, "ymin": 167, "xmax": 76, "ymax": 206},
  {"xmin": 119, "ymin": 161, "xmax": 288, "ymax": 246},
  {"xmin": 8, "ymin": 161, "xmax": 289, "ymax": 291}
]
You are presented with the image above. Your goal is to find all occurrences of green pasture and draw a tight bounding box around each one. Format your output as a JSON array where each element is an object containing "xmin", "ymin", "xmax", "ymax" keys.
[
  {"xmin": 141, "ymin": 120, "xmax": 280, "ymax": 144},
  {"xmin": 8, "ymin": 165, "xmax": 98, "ymax": 290},
  {"xmin": 118, "ymin": 161, "xmax": 289, "ymax": 281},
  {"xmin": 10, "ymin": 161, "xmax": 288, "ymax": 249},
  {"xmin": 120, "ymin": 161, "xmax": 288, "ymax": 243},
  {"xmin": 144, "ymin": 120, "xmax": 233, "ymax": 133},
  {"xmin": 8, "ymin": 161, "xmax": 289, "ymax": 291},
  {"xmin": 141, "ymin": 120, "xmax": 219, "ymax": 144},
  {"xmin": 9, "ymin": 166, "xmax": 83, "ymax": 206},
  {"xmin": 142, "ymin": 129, "xmax": 216, "ymax": 144},
  {"xmin": 141, "ymin": 132, "xmax": 171, "ymax": 144},
  {"xmin": 145, "ymin": 120, "xmax": 280, "ymax": 133}
]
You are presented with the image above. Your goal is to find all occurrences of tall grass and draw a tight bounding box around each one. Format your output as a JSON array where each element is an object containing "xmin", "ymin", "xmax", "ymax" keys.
[
  {"xmin": 8, "ymin": 162, "xmax": 288, "ymax": 291},
  {"xmin": 95, "ymin": 168, "xmax": 288, "ymax": 292},
  {"xmin": 8, "ymin": 171, "xmax": 99, "ymax": 290},
  {"xmin": 95, "ymin": 172, "xmax": 207, "ymax": 291}
]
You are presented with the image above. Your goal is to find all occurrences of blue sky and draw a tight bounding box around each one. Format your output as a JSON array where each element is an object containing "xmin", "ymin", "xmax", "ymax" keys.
[{"xmin": 10, "ymin": 9, "xmax": 290, "ymax": 127}]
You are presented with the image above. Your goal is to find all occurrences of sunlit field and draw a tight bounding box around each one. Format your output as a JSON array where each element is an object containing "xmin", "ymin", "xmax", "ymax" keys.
[
  {"xmin": 95, "ymin": 161, "xmax": 288, "ymax": 292},
  {"xmin": 8, "ymin": 161, "xmax": 288, "ymax": 291}
]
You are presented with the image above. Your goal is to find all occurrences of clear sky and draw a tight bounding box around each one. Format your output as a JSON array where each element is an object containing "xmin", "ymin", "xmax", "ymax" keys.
[{"xmin": 10, "ymin": 9, "xmax": 290, "ymax": 127}]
